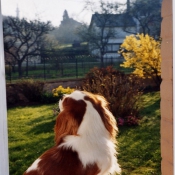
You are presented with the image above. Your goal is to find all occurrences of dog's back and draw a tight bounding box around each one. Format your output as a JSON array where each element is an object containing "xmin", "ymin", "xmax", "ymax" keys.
[{"xmin": 23, "ymin": 146, "xmax": 100, "ymax": 175}]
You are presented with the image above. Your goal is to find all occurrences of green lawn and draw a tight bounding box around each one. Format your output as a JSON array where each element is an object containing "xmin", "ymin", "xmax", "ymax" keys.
[
  {"xmin": 7, "ymin": 91, "xmax": 160, "ymax": 175},
  {"xmin": 8, "ymin": 105, "xmax": 55, "ymax": 175},
  {"xmin": 118, "ymin": 92, "xmax": 161, "ymax": 175}
]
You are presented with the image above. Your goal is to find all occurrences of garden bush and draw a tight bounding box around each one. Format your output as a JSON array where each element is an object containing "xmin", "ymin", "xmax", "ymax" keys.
[
  {"xmin": 41, "ymin": 92, "xmax": 59, "ymax": 104},
  {"xmin": 6, "ymin": 80, "xmax": 75, "ymax": 107},
  {"xmin": 119, "ymin": 34, "xmax": 161, "ymax": 87},
  {"xmin": 6, "ymin": 79, "xmax": 45, "ymax": 107},
  {"xmin": 41, "ymin": 85, "xmax": 75, "ymax": 105},
  {"xmin": 81, "ymin": 66, "xmax": 143, "ymax": 126},
  {"xmin": 16, "ymin": 79, "xmax": 45, "ymax": 102},
  {"xmin": 52, "ymin": 85, "xmax": 74, "ymax": 97}
]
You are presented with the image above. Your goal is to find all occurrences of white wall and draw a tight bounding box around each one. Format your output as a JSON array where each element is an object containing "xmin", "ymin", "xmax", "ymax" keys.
[
  {"xmin": 114, "ymin": 26, "xmax": 137, "ymax": 38},
  {"xmin": 0, "ymin": 0, "xmax": 9, "ymax": 175},
  {"xmin": 89, "ymin": 24, "xmax": 137, "ymax": 59}
]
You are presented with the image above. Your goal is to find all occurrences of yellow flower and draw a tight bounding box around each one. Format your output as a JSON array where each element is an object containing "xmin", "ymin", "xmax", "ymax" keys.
[
  {"xmin": 119, "ymin": 33, "xmax": 161, "ymax": 79},
  {"xmin": 52, "ymin": 86, "xmax": 74, "ymax": 97}
]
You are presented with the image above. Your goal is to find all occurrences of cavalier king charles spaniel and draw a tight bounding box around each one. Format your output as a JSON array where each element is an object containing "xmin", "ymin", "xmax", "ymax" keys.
[{"xmin": 23, "ymin": 90, "xmax": 121, "ymax": 175}]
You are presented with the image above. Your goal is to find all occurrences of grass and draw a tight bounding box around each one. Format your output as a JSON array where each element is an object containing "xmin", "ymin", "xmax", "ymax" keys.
[
  {"xmin": 8, "ymin": 105, "xmax": 55, "ymax": 175},
  {"xmin": 118, "ymin": 91, "xmax": 161, "ymax": 175},
  {"xmin": 7, "ymin": 91, "xmax": 160, "ymax": 175}
]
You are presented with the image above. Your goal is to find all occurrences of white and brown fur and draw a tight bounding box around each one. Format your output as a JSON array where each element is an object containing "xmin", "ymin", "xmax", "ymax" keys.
[{"xmin": 23, "ymin": 90, "xmax": 121, "ymax": 175}]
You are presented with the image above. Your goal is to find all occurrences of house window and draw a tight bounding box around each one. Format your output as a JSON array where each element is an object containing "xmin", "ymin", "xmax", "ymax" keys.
[
  {"xmin": 105, "ymin": 44, "xmax": 121, "ymax": 52},
  {"xmin": 113, "ymin": 44, "xmax": 120, "ymax": 51}
]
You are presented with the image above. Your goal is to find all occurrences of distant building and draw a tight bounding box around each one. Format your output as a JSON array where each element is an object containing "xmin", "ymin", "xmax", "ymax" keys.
[
  {"xmin": 89, "ymin": 12, "xmax": 138, "ymax": 60},
  {"xmin": 61, "ymin": 10, "xmax": 81, "ymax": 27},
  {"xmin": 54, "ymin": 10, "xmax": 82, "ymax": 44}
]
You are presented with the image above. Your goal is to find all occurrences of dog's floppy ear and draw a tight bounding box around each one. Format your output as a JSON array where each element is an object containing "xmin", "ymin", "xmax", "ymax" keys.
[
  {"xmin": 84, "ymin": 92, "xmax": 117, "ymax": 142},
  {"xmin": 54, "ymin": 111, "xmax": 79, "ymax": 145},
  {"xmin": 54, "ymin": 97, "xmax": 87, "ymax": 145},
  {"xmin": 95, "ymin": 94, "xmax": 118, "ymax": 142}
]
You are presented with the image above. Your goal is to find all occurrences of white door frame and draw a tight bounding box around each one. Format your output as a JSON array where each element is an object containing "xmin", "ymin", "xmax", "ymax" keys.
[{"xmin": 0, "ymin": 0, "xmax": 9, "ymax": 175}]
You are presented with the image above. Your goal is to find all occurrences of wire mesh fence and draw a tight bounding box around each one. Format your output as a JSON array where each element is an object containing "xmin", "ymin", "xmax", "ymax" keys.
[{"xmin": 5, "ymin": 56, "xmax": 127, "ymax": 83}]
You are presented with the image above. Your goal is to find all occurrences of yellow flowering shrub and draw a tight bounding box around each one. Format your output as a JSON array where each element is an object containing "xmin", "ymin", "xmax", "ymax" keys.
[
  {"xmin": 119, "ymin": 34, "xmax": 161, "ymax": 86},
  {"xmin": 52, "ymin": 86, "xmax": 74, "ymax": 97}
]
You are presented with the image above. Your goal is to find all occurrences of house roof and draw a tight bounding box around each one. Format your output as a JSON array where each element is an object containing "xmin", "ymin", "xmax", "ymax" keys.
[{"xmin": 90, "ymin": 13, "xmax": 136, "ymax": 27}]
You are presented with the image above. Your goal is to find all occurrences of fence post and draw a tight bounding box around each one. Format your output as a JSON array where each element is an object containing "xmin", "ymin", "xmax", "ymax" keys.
[
  {"xmin": 26, "ymin": 56, "xmax": 28, "ymax": 77},
  {"xmin": 75, "ymin": 57, "xmax": 78, "ymax": 78},
  {"xmin": 43, "ymin": 57, "xmax": 46, "ymax": 80},
  {"xmin": 0, "ymin": 1, "xmax": 9, "ymax": 175},
  {"xmin": 60, "ymin": 58, "xmax": 63, "ymax": 76},
  {"xmin": 8, "ymin": 63, "xmax": 12, "ymax": 83}
]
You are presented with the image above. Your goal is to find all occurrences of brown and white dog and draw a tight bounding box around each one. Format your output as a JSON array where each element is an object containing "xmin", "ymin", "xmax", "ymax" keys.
[{"xmin": 23, "ymin": 91, "xmax": 121, "ymax": 175}]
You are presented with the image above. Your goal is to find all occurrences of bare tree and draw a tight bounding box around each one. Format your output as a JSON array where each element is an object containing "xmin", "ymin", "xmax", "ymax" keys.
[
  {"xmin": 3, "ymin": 17, "xmax": 53, "ymax": 77},
  {"xmin": 126, "ymin": 0, "xmax": 162, "ymax": 37},
  {"xmin": 77, "ymin": 0, "xmax": 119, "ymax": 67}
]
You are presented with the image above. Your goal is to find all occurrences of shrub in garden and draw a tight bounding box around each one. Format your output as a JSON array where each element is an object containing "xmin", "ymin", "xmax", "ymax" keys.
[
  {"xmin": 52, "ymin": 85, "xmax": 74, "ymax": 97},
  {"xmin": 42, "ymin": 86, "xmax": 75, "ymax": 104},
  {"xmin": 41, "ymin": 92, "xmax": 59, "ymax": 104},
  {"xmin": 81, "ymin": 66, "xmax": 143, "ymax": 126},
  {"xmin": 6, "ymin": 84, "xmax": 21, "ymax": 106},
  {"xmin": 16, "ymin": 79, "xmax": 45, "ymax": 102},
  {"xmin": 6, "ymin": 80, "xmax": 74, "ymax": 106},
  {"xmin": 119, "ymin": 34, "xmax": 161, "ymax": 87}
]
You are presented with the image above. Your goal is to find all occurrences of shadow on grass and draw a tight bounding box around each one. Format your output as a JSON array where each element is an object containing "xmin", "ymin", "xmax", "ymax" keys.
[
  {"xmin": 9, "ymin": 136, "xmax": 55, "ymax": 175},
  {"xmin": 140, "ymin": 98, "xmax": 160, "ymax": 116},
  {"xmin": 27, "ymin": 118, "xmax": 56, "ymax": 134}
]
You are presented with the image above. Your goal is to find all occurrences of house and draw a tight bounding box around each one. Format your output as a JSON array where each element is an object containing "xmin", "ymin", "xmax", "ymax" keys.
[{"xmin": 89, "ymin": 12, "xmax": 138, "ymax": 60}]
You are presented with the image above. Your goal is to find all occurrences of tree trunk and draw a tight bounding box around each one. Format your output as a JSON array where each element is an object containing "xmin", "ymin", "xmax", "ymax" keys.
[
  {"xmin": 100, "ymin": 52, "xmax": 104, "ymax": 68},
  {"xmin": 26, "ymin": 57, "xmax": 28, "ymax": 77}
]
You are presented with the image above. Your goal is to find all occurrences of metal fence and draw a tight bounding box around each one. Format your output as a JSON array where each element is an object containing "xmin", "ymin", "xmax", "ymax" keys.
[{"xmin": 5, "ymin": 56, "xmax": 125, "ymax": 83}]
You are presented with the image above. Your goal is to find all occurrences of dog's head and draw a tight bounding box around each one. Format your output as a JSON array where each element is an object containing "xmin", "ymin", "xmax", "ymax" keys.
[{"xmin": 54, "ymin": 90, "xmax": 117, "ymax": 145}]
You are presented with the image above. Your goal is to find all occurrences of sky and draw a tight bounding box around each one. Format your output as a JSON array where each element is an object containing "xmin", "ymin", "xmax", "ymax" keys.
[{"xmin": 1, "ymin": 0, "xmax": 127, "ymax": 27}]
